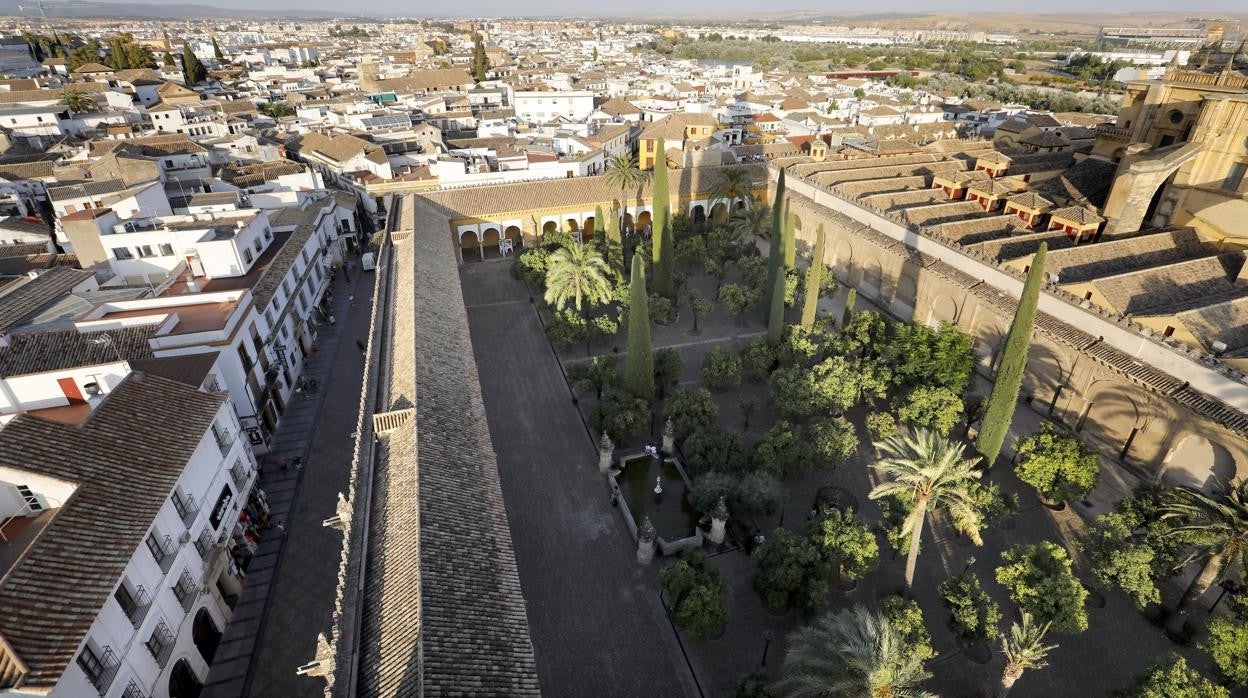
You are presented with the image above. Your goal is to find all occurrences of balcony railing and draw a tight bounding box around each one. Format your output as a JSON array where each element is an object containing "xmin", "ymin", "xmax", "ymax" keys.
[
  {"xmin": 173, "ymin": 492, "xmax": 199, "ymax": 528},
  {"xmin": 1095, "ymin": 123, "xmax": 1132, "ymax": 142},
  {"xmin": 173, "ymin": 569, "xmax": 198, "ymax": 613},
  {"xmin": 145, "ymin": 621, "xmax": 174, "ymax": 669},
  {"xmin": 230, "ymin": 460, "xmax": 251, "ymax": 490},
  {"xmin": 118, "ymin": 585, "xmax": 152, "ymax": 629},
  {"xmin": 195, "ymin": 528, "xmax": 215, "ymax": 558},
  {"xmin": 213, "ymin": 427, "xmax": 235, "ymax": 457},
  {"xmin": 123, "ymin": 679, "xmax": 147, "ymax": 698},
  {"xmin": 79, "ymin": 646, "xmax": 120, "ymax": 696},
  {"xmin": 149, "ymin": 535, "xmax": 176, "ymax": 574}
]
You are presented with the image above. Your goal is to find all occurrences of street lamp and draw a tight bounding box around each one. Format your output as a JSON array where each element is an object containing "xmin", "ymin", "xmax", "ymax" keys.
[
  {"xmin": 962, "ymin": 555, "xmax": 976, "ymax": 576},
  {"xmin": 761, "ymin": 630, "xmax": 774, "ymax": 667}
]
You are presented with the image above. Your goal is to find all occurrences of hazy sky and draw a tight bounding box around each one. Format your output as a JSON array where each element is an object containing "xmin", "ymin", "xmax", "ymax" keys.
[{"xmin": 100, "ymin": 0, "xmax": 1248, "ymax": 17}]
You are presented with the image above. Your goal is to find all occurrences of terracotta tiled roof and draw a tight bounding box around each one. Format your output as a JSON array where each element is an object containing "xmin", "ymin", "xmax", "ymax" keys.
[
  {"xmin": 0, "ymin": 373, "xmax": 225, "ymax": 688},
  {"xmin": 0, "ymin": 326, "xmax": 156, "ymax": 376},
  {"xmin": 0, "ymin": 267, "xmax": 95, "ymax": 333},
  {"xmin": 1048, "ymin": 205, "xmax": 1105, "ymax": 226}
]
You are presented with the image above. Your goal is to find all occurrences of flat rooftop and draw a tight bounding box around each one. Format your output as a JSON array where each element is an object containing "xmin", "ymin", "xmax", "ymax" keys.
[{"xmin": 98, "ymin": 300, "xmax": 237, "ymax": 335}]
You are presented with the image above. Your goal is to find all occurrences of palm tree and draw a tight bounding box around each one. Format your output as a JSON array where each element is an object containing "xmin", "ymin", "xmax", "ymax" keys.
[
  {"xmin": 602, "ymin": 152, "xmax": 649, "ymax": 237},
  {"xmin": 868, "ymin": 428, "xmax": 985, "ymax": 592},
  {"xmin": 711, "ymin": 165, "xmax": 752, "ymax": 214},
  {"xmin": 544, "ymin": 241, "xmax": 614, "ymax": 356},
  {"xmin": 729, "ymin": 195, "xmax": 771, "ymax": 251},
  {"xmin": 777, "ymin": 605, "xmax": 934, "ymax": 698},
  {"xmin": 59, "ymin": 89, "xmax": 95, "ymax": 114},
  {"xmin": 999, "ymin": 612, "xmax": 1056, "ymax": 697},
  {"xmin": 1159, "ymin": 479, "xmax": 1248, "ymax": 635}
]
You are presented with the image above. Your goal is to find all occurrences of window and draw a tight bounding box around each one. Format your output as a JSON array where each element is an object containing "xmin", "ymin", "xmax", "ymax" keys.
[
  {"xmin": 158, "ymin": 243, "xmax": 174, "ymax": 256},
  {"xmin": 145, "ymin": 620, "xmax": 174, "ymax": 668},
  {"xmin": 145, "ymin": 531, "xmax": 173, "ymax": 572},
  {"xmin": 1168, "ymin": 109, "xmax": 1183, "ymax": 124},
  {"xmin": 264, "ymin": 227, "xmax": 272, "ymax": 241},
  {"xmin": 77, "ymin": 645, "xmax": 107, "ymax": 686},
  {"xmin": 15, "ymin": 484, "xmax": 41, "ymax": 512},
  {"xmin": 114, "ymin": 580, "xmax": 150, "ymax": 627},
  {"xmin": 283, "ymin": 278, "xmax": 293, "ymax": 296},
  {"xmin": 1164, "ymin": 326, "xmax": 1176, "ymax": 338},
  {"xmin": 254, "ymin": 238, "xmax": 263, "ymax": 253},
  {"xmin": 172, "ymin": 568, "xmax": 197, "ymax": 612},
  {"xmin": 243, "ymin": 248, "xmax": 254, "ymax": 264},
  {"xmin": 112, "ymin": 247, "xmax": 134, "ymax": 260},
  {"xmin": 1224, "ymin": 162, "xmax": 1247, "ymax": 192},
  {"xmin": 302, "ymin": 249, "xmax": 310, "ymax": 265},
  {"xmin": 136, "ymin": 245, "xmax": 154, "ymax": 258}
]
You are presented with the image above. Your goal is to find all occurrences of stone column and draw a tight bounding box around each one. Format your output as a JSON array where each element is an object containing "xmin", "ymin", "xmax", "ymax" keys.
[
  {"xmin": 637, "ymin": 516, "xmax": 657, "ymax": 564},
  {"xmin": 661, "ymin": 418, "xmax": 675, "ymax": 455},
  {"xmin": 709, "ymin": 496, "xmax": 728, "ymax": 545},
  {"xmin": 597, "ymin": 432, "xmax": 614, "ymax": 472}
]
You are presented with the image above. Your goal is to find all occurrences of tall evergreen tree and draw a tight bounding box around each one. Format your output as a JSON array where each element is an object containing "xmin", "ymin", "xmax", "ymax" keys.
[
  {"xmin": 764, "ymin": 170, "xmax": 786, "ymax": 320},
  {"xmin": 212, "ymin": 37, "xmax": 223, "ymax": 60},
  {"xmin": 977, "ymin": 243, "xmax": 1046, "ymax": 465},
  {"xmin": 801, "ymin": 225, "xmax": 826, "ymax": 328},
  {"xmin": 766, "ymin": 269, "xmax": 786, "ymax": 347},
  {"xmin": 782, "ymin": 201, "xmax": 796, "ymax": 270},
  {"xmin": 604, "ymin": 204, "xmax": 623, "ymax": 271},
  {"xmin": 471, "ymin": 34, "xmax": 489, "ymax": 83},
  {"xmin": 651, "ymin": 138, "xmax": 675, "ymax": 299},
  {"xmin": 182, "ymin": 44, "xmax": 206, "ymax": 85},
  {"xmin": 625, "ymin": 254, "xmax": 654, "ymax": 401}
]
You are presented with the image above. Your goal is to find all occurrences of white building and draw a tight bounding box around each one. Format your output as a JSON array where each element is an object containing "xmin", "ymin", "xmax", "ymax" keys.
[
  {"xmin": 0, "ymin": 371, "xmax": 261, "ymax": 698},
  {"xmin": 512, "ymin": 90, "xmax": 594, "ymax": 124}
]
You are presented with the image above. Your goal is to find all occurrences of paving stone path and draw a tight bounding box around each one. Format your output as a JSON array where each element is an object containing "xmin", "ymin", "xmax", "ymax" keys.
[{"xmin": 203, "ymin": 269, "xmax": 372, "ymax": 698}]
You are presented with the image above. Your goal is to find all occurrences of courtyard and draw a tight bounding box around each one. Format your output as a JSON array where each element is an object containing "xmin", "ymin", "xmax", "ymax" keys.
[{"xmin": 462, "ymin": 221, "xmax": 1237, "ymax": 697}]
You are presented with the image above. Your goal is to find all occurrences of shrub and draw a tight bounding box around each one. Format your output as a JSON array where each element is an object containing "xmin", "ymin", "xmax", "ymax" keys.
[
  {"xmin": 566, "ymin": 355, "xmax": 620, "ymax": 398},
  {"xmin": 649, "ymin": 292, "xmax": 675, "ymax": 325},
  {"xmin": 740, "ymin": 336, "xmax": 777, "ymax": 382},
  {"xmin": 1203, "ymin": 616, "xmax": 1248, "ymax": 686},
  {"xmin": 1117, "ymin": 655, "xmax": 1229, "ymax": 698},
  {"xmin": 881, "ymin": 596, "xmax": 935, "ymax": 663},
  {"xmin": 1014, "ymin": 423, "xmax": 1100, "ymax": 503},
  {"xmin": 659, "ymin": 551, "xmax": 728, "ymax": 641},
  {"xmin": 590, "ymin": 314, "xmax": 619, "ymax": 345},
  {"xmin": 752, "ymin": 527, "xmax": 829, "ymax": 616},
  {"xmin": 543, "ymin": 307, "xmax": 589, "ymax": 348},
  {"xmin": 719, "ymin": 282, "xmax": 761, "ymax": 322},
  {"xmin": 736, "ymin": 254, "xmax": 768, "ymax": 290},
  {"xmin": 512, "ymin": 246, "xmax": 552, "ymax": 287},
  {"xmin": 894, "ymin": 385, "xmax": 964, "ymax": 436},
  {"xmin": 808, "ymin": 418, "xmax": 858, "ymax": 469},
  {"xmin": 733, "ymin": 669, "xmax": 775, "ymax": 698},
  {"xmin": 783, "ymin": 268, "xmax": 800, "ymax": 307},
  {"xmin": 866, "ymin": 412, "xmax": 898, "ymax": 442},
  {"xmin": 808, "ymin": 507, "xmax": 878, "ymax": 581},
  {"xmin": 689, "ymin": 471, "xmax": 783, "ymax": 516},
  {"xmin": 938, "ymin": 573, "xmax": 1001, "ymax": 643},
  {"xmin": 736, "ymin": 472, "xmax": 785, "ymax": 515},
  {"xmin": 777, "ymin": 324, "xmax": 821, "ymax": 366},
  {"xmin": 995, "ymin": 542, "xmax": 1088, "ymax": 634},
  {"xmin": 971, "ymin": 481, "xmax": 1019, "ymax": 527},
  {"xmin": 682, "ymin": 427, "xmax": 747, "ymax": 475},
  {"xmin": 664, "ymin": 387, "xmax": 718, "ymax": 435},
  {"xmin": 752, "ymin": 420, "xmax": 811, "ymax": 478},
  {"xmin": 877, "ymin": 490, "xmax": 916, "ymax": 554},
  {"xmin": 701, "ymin": 346, "xmax": 742, "ymax": 389},
  {"xmin": 654, "ymin": 347, "xmax": 683, "ymax": 396},
  {"xmin": 1079, "ymin": 510, "xmax": 1160, "ymax": 608},
  {"xmin": 590, "ymin": 387, "xmax": 649, "ymax": 443}
]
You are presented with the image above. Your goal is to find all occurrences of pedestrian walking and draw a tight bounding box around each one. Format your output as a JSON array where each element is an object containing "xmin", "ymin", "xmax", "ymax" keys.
[
  {"xmin": 356, "ymin": 339, "xmax": 367, "ymax": 353},
  {"xmin": 275, "ymin": 521, "xmax": 287, "ymax": 537}
]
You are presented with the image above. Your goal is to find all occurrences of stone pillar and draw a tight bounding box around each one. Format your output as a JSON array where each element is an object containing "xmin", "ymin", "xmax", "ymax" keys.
[
  {"xmin": 709, "ymin": 496, "xmax": 728, "ymax": 545},
  {"xmin": 597, "ymin": 432, "xmax": 614, "ymax": 472},
  {"xmin": 637, "ymin": 516, "xmax": 657, "ymax": 564},
  {"xmin": 661, "ymin": 418, "xmax": 675, "ymax": 455}
]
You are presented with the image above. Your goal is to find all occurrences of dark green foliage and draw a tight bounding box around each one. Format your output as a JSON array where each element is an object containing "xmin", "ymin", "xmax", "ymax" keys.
[
  {"xmin": 766, "ymin": 270, "xmax": 786, "ymax": 347},
  {"xmin": 544, "ymin": 308, "xmax": 587, "ymax": 348},
  {"xmin": 512, "ymin": 246, "xmax": 553, "ymax": 286},
  {"xmin": 769, "ymin": 356, "xmax": 858, "ymax": 420},
  {"xmin": 1203, "ymin": 616, "xmax": 1248, "ymax": 686},
  {"xmin": 807, "ymin": 507, "xmax": 878, "ymax": 580},
  {"xmin": 866, "ymin": 412, "xmax": 898, "ymax": 443},
  {"xmin": 689, "ymin": 471, "xmax": 784, "ymax": 516},
  {"xmin": 653, "ymin": 347, "xmax": 682, "ymax": 397},
  {"xmin": 752, "ymin": 527, "xmax": 829, "ymax": 616},
  {"xmin": 884, "ymin": 323, "xmax": 974, "ymax": 391},
  {"xmin": 566, "ymin": 355, "xmax": 619, "ymax": 399},
  {"xmin": 701, "ymin": 346, "xmax": 742, "ymax": 390},
  {"xmin": 649, "ymin": 292, "xmax": 675, "ymax": 325},
  {"xmin": 996, "ymin": 541, "xmax": 1088, "ymax": 634},
  {"xmin": 777, "ymin": 324, "xmax": 822, "ymax": 367},
  {"xmin": 652, "ymin": 137, "xmax": 675, "ymax": 299},
  {"xmin": 182, "ymin": 44, "xmax": 206, "ymax": 84},
  {"xmin": 718, "ymin": 283, "xmax": 760, "ymax": 323},
  {"xmin": 676, "ymin": 235, "xmax": 707, "ymax": 273},
  {"xmin": 625, "ymin": 254, "xmax": 654, "ymax": 400},
  {"xmin": 764, "ymin": 171, "xmax": 786, "ymax": 316},
  {"xmin": 880, "ymin": 596, "xmax": 935, "ymax": 663},
  {"xmin": 471, "ymin": 33, "xmax": 489, "ymax": 82},
  {"xmin": 801, "ymin": 225, "xmax": 826, "ymax": 327},
  {"xmin": 808, "ymin": 418, "xmax": 858, "ymax": 469},
  {"xmin": 736, "ymin": 255, "xmax": 768, "ymax": 290},
  {"xmin": 741, "ymin": 336, "xmax": 777, "ymax": 381},
  {"xmin": 1079, "ymin": 486, "xmax": 1188, "ymax": 608},
  {"xmin": 978, "ymin": 244, "xmax": 1046, "ymax": 464},
  {"xmin": 682, "ymin": 427, "xmax": 747, "ymax": 474},
  {"xmin": 591, "ymin": 387, "xmax": 649, "ymax": 443},
  {"xmin": 1116, "ymin": 655, "xmax": 1228, "ymax": 698},
  {"xmin": 938, "ymin": 573, "xmax": 1001, "ymax": 643},
  {"xmin": 752, "ymin": 420, "xmax": 811, "ymax": 478},
  {"xmin": 659, "ymin": 551, "xmax": 728, "ymax": 641},
  {"xmin": 664, "ymin": 388, "xmax": 718, "ymax": 435},
  {"xmin": 732, "ymin": 669, "xmax": 775, "ymax": 698},
  {"xmin": 1014, "ymin": 423, "xmax": 1100, "ymax": 503},
  {"xmin": 877, "ymin": 490, "xmax": 916, "ymax": 554},
  {"xmin": 830, "ymin": 310, "xmax": 887, "ymax": 357},
  {"xmin": 212, "ymin": 37, "xmax": 223, "ymax": 59}
]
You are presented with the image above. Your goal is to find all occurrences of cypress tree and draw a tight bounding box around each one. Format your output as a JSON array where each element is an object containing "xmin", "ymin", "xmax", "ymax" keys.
[
  {"xmin": 471, "ymin": 34, "xmax": 488, "ymax": 83},
  {"xmin": 766, "ymin": 267, "xmax": 786, "ymax": 347},
  {"xmin": 212, "ymin": 37, "xmax": 223, "ymax": 60},
  {"xmin": 782, "ymin": 202, "xmax": 796, "ymax": 270},
  {"xmin": 605, "ymin": 204, "xmax": 623, "ymax": 271},
  {"xmin": 977, "ymin": 243, "xmax": 1047, "ymax": 466},
  {"xmin": 625, "ymin": 253, "xmax": 654, "ymax": 401},
  {"xmin": 182, "ymin": 44, "xmax": 206, "ymax": 85},
  {"xmin": 764, "ymin": 169, "xmax": 786, "ymax": 319},
  {"xmin": 651, "ymin": 138, "xmax": 675, "ymax": 299},
  {"xmin": 801, "ymin": 224, "xmax": 826, "ymax": 328}
]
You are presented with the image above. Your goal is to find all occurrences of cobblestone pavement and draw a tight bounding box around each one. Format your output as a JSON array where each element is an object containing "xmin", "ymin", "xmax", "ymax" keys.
[
  {"xmin": 461, "ymin": 261, "xmax": 700, "ymax": 698},
  {"xmin": 203, "ymin": 268, "xmax": 373, "ymax": 698}
]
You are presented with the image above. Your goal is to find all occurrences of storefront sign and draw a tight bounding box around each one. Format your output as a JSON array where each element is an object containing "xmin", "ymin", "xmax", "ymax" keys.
[{"xmin": 210, "ymin": 484, "xmax": 235, "ymax": 529}]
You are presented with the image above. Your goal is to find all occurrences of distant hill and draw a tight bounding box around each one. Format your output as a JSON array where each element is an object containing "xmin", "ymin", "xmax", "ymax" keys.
[{"xmin": 0, "ymin": 0, "xmax": 363, "ymax": 20}]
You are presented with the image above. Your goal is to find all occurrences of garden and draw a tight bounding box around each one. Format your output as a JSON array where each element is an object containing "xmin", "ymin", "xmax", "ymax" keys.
[{"xmin": 511, "ymin": 160, "xmax": 1248, "ymax": 697}]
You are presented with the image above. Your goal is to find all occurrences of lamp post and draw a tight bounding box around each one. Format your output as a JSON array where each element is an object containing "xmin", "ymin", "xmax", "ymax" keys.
[
  {"xmin": 761, "ymin": 630, "xmax": 774, "ymax": 667},
  {"xmin": 962, "ymin": 555, "xmax": 976, "ymax": 576}
]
